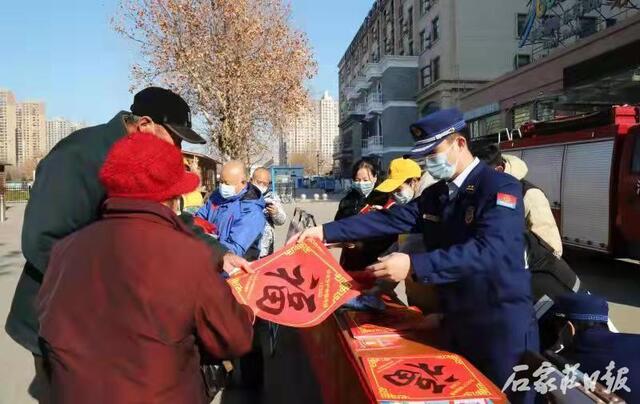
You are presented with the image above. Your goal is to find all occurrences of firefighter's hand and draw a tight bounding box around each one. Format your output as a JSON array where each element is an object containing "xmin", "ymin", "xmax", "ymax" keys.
[
  {"xmin": 366, "ymin": 253, "xmax": 411, "ymax": 282},
  {"xmin": 222, "ymin": 252, "xmax": 254, "ymax": 276},
  {"xmin": 288, "ymin": 226, "xmax": 324, "ymax": 244}
]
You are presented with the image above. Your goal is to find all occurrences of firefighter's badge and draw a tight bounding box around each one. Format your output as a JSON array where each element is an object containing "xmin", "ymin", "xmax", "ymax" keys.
[{"xmin": 465, "ymin": 206, "xmax": 475, "ymax": 225}]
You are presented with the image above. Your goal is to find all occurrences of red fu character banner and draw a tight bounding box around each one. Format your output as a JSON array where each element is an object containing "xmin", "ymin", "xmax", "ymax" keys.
[
  {"xmin": 227, "ymin": 239, "xmax": 360, "ymax": 327},
  {"xmin": 362, "ymin": 354, "xmax": 504, "ymax": 402}
]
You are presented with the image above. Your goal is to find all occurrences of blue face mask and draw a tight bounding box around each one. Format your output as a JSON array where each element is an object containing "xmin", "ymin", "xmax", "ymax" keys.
[
  {"xmin": 219, "ymin": 183, "xmax": 238, "ymax": 199},
  {"xmin": 353, "ymin": 181, "xmax": 374, "ymax": 197},
  {"xmin": 425, "ymin": 143, "xmax": 458, "ymax": 181}
]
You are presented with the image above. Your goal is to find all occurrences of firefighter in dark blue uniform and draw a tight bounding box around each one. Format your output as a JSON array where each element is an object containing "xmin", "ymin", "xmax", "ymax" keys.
[
  {"xmin": 293, "ymin": 108, "xmax": 539, "ymax": 403},
  {"xmin": 552, "ymin": 293, "xmax": 639, "ymax": 403}
]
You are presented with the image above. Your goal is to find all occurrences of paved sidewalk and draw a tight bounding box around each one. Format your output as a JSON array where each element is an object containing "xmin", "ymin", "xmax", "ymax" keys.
[{"xmin": 0, "ymin": 203, "xmax": 36, "ymax": 404}]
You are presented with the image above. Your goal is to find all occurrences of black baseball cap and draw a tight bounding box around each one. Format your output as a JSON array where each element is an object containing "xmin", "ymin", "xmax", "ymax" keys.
[{"xmin": 130, "ymin": 87, "xmax": 206, "ymax": 144}]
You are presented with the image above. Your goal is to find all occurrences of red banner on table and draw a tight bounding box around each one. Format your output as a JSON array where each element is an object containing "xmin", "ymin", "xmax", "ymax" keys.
[
  {"xmin": 361, "ymin": 354, "xmax": 504, "ymax": 402},
  {"xmin": 343, "ymin": 305, "xmax": 426, "ymax": 339},
  {"xmin": 227, "ymin": 239, "xmax": 360, "ymax": 327}
]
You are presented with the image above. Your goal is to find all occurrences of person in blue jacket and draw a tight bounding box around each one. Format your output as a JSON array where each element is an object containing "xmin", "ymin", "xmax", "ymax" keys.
[
  {"xmin": 293, "ymin": 108, "xmax": 539, "ymax": 403},
  {"xmin": 197, "ymin": 160, "xmax": 266, "ymax": 261},
  {"xmin": 552, "ymin": 293, "xmax": 639, "ymax": 402}
]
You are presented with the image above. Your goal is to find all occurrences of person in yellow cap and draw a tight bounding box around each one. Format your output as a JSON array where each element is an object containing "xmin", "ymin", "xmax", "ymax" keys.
[{"xmin": 376, "ymin": 158, "xmax": 422, "ymax": 205}]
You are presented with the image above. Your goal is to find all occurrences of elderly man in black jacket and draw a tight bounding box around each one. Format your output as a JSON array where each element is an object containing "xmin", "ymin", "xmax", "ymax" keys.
[{"xmin": 5, "ymin": 87, "xmax": 250, "ymax": 400}]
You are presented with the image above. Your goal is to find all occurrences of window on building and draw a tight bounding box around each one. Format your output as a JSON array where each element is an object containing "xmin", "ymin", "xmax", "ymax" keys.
[
  {"xmin": 514, "ymin": 54, "xmax": 531, "ymax": 69},
  {"xmin": 419, "ymin": 30, "xmax": 426, "ymax": 52},
  {"xmin": 632, "ymin": 136, "xmax": 640, "ymax": 173},
  {"xmin": 517, "ymin": 13, "xmax": 528, "ymax": 37},
  {"xmin": 432, "ymin": 57, "xmax": 440, "ymax": 82},
  {"xmin": 408, "ymin": 40, "xmax": 414, "ymax": 56},
  {"xmin": 421, "ymin": 65, "xmax": 432, "ymax": 88},
  {"xmin": 579, "ymin": 17, "xmax": 597, "ymax": 38},
  {"xmin": 432, "ymin": 16, "xmax": 440, "ymax": 43}
]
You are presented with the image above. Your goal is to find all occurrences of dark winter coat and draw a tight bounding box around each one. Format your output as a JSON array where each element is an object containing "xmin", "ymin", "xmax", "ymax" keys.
[{"xmin": 335, "ymin": 189, "xmax": 396, "ymax": 271}]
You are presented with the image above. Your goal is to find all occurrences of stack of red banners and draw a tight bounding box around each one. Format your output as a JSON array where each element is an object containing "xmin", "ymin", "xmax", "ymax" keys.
[
  {"xmin": 343, "ymin": 305, "xmax": 426, "ymax": 340},
  {"xmin": 227, "ymin": 239, "xmax": 360, "ymax": 327},
  {"xmin": 361, "ymin": 354, "xmax": 504, "ymax": 403}
]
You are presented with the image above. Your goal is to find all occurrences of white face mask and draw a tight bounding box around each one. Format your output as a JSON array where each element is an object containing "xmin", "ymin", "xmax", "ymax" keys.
[
  {"xmin": 219, "ymin": 183, "xmax": 238, "ymax": 199},
  {"xmin": 393, "ymin": 186, "xmax": 415, "ymax": 205},
  {"xmin": 256, "ymin": 185, "xmax": 268, "ymax": 195}
]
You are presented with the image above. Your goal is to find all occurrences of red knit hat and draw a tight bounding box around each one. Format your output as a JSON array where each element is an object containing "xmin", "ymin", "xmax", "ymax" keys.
[{"xmin": 99, "ymin": 132, "xmax": 200, "ymax": 202}]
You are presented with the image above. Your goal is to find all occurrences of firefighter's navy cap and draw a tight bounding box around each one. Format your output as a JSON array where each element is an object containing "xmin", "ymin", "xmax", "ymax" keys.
[
  {"xmin": 553, "ymin": 293, "xmax": 609, "ymax": 323},
  {"xmin": 130, "ymin": 87, "xmax": 206, "ymax": 145},
  {"xmin": 409, "ymin": 108, "xmax": 467, "ymax": 157}
]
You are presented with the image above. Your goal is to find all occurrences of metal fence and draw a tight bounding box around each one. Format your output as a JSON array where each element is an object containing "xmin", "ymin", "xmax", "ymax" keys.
[
  {"xmin": 275, "ymin": 183, "xmax": 295, "ymax": 204},
  {"xmin": 2, "ymin": 182, "xmax": 31, "ymax": 203}
]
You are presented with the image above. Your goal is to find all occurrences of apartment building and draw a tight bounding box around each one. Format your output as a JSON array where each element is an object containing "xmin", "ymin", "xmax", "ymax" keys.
[
  {"xmin": 16, "ymin": 101, "xmax": 46, "ymax": 165},
  {"xmin": 46, "ymin": 117, "xmax": 84, "ymax": 151},
  {"xmin": 319, "ymin": 92, "xmax": 340, "ymax": 172},
  {"xmin": 281, "ymin": 92, "xmax": 339, "ymax": 174},
  {"xmin": 0, "ymin": 90, "xmax": 17, "ymax": 166},
  {"xmin": 335, "ymin": 0, "xmax": 529, "ymax": 177}
]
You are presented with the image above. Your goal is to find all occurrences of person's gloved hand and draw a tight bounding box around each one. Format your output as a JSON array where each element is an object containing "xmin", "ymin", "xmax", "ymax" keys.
[{"xmin": 341, "ymin": 294, "xmax": 386, "ymax": 312}]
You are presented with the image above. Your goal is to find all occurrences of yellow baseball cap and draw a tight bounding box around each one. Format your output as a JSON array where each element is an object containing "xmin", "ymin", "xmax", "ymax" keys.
[{"xmin": 376, "ymin": 158, "xmax": 422, "ymax": 193}]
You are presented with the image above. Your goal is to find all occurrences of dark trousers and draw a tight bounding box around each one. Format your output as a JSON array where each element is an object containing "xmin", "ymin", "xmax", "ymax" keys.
[
  {"xmin": 445, "ymin": 311, "xmax": 540, "ymax": 404},
  {"xmin": 30, "ymin": 354, "xmax": 50, "ymax": 404}
]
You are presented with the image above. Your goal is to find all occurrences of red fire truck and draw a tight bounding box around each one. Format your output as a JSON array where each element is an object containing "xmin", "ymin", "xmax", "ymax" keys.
[{"xmin": 499, "ymin": 106, "xmax": 640, "ymax": 260}]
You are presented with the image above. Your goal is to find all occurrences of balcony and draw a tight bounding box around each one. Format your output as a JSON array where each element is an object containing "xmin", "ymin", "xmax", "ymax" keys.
[
  {"xmin": 341, "ymin": 86, "xmax": 357, "ymax": 100},
  {"xmin": 340, "ymin": 102, "xmax": 366, "ymax": 121},
  {"xmin": 353, "ymin": 74, "xmax": 371, "ymax": 93},
  {"xmin": 363, "ymin": 63, "xmax": 383, "ymax": 81},
  {"xmin": 362, "ymin": 55, "xmax": 420, "ymax": 82},
  {"xmin": 366, "ymin": 92, "xmax": 383, "ymax": 114},
  {"xmin": 349, "ymin": 103, "xmax": 366, "ymax": 115},
  {"xmin": 361, "ymin": 136, "xmax": 384, "ymax": 156}
]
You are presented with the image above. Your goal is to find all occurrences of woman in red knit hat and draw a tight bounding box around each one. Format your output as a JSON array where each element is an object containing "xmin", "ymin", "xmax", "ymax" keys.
[{"xmin": 36, "ymin": 132, "xmax": 255, "ymax": 404}]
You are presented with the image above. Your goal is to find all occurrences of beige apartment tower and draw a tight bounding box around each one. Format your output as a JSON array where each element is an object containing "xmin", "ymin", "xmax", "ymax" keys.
[
  {"xmin": 319, "ymin": 92, "xmax": 339, "ymax": 172},
  {"xmin": 16, "ymin": 101, "xmax": 46, "ymax": 165},
  {"xmin": 46, "ymin": 117, "xmax": 83, "ymax": 151},
  {"xmin": 280, "ymin": 92, "xmax": 340, "ymax": 174},
  {"xmin": 0, "ymin": 90, "xmax": 17, "ymax": 166}
]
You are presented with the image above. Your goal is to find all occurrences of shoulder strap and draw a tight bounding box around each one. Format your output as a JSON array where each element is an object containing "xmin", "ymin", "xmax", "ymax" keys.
[{"xmin": 521, "ymin": 179, "xmax": 539, "ymax": 195}]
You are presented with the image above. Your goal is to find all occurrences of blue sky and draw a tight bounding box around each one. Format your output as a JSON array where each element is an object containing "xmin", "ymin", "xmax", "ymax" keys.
[{"xmin": 0, "ymin": 0, "xmax": 372, "ymax": 125}]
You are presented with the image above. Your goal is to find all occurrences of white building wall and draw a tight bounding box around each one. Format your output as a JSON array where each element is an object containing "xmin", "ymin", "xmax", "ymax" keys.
[{"xmin": 456, "ymin": 0, "xmax": 528, "ymax": 80}]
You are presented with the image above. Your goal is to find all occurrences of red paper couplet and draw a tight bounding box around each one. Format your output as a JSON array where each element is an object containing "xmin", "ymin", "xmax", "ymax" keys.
[
  {"xmin": 343, "ymin": 306, "xmax": 426, "ymax": 339},
  {"xmin": 362, "ymin": 354, "xmax": 504, "ymax": 402},
  {"xmin": 227, "ymin": 239, "xmax": 360, "ymax": 327}
]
